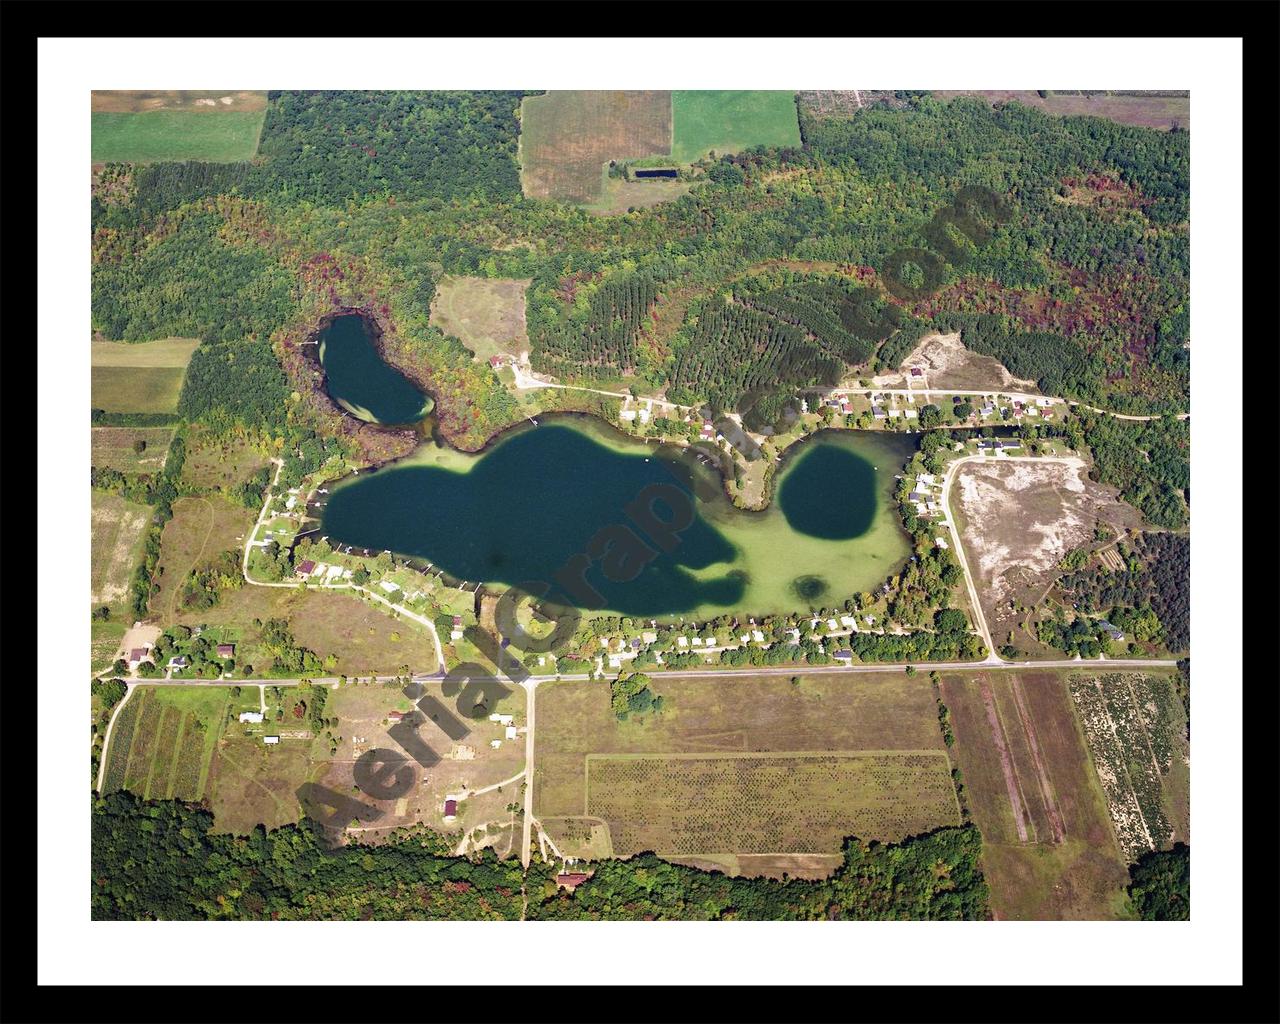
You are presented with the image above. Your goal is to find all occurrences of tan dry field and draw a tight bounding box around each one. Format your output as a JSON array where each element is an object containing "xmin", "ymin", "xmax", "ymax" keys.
[
  {"xmin": 91, "ymin": 90, "xmax": 267, "ymax": 114},
  {"xmin": 941, "ymin": 670, "xmax": 1132, "ymax": 919},
  {"xmin": 930, "ymin": 90, "xmax": 1189, "ymax": 132},
  {"xmin": 90, "ymin": 492, "xmax": 152, "ymax": 609},
  {"xmin": 874, "ymin": 332, "xmax": 1039, "ymax": 392},
  {"xmin": 180, "ymin": 432, "xmax": 270, "ymax": 492},
  {"xmin": 520, "ymin": 91, "xmax": 672, "ymax": 204},
  {"xmin": 952, "ymin": 458, "xmax": 1142, "ymax": 650},
  {"xmin": 429, "ymin": 276, "xmax": 531, "ymax": 364},
  {"xmin": 534, "ymin": 673, "xmax": 959, "ymax": 877}
]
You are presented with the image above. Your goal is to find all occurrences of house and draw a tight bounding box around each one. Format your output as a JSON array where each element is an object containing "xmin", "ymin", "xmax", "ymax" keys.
[
  {"xmin": 450, "ymin": 628, "xmax": 464, "ymax": 641},
  {"xmin": 379, "ymin": 580, "xmax": 400, "ymax": 594},
  {"xmin": 833, "ymin": 649, "xmax": 854, "ymax": 660},
  {"xmin": 826, "ymin": 618, "xmax": 839, "ymax": 631},
  {"xmin": 700, "ymin": 422, "xmax": 715, "ymax": 439},
  {"xmin": 489, "ymin": 355, "xmax": 503, "ymax": 368},
  {"xmin": 739, "ymin": 633, "xmax": 751, "ymax": 645},
  {"xmin": 887, "ymin": 408, "xmax": 901, "ymax": 418},
  {"xmin": 935, "ymin": 536, "xmax": 949, "ymax": 549},
  {"xmin": 325, "ymin": 564, "xmax": 344, "ymax": 581},
  {"xmin": 608, "ymin": 655, "xmax": 622, "ymax": 668},
  {"xmin": 505, "ymin": 726, "xmax": 518, "ymax": 739},
  {"xmin": 264, "ymin": 736, "xmax": 280, "ymax": 745},
  {"xmin": 556, "ymin": 872, "xmax": 591, "ymax": 890},
  {"xmin": 239, "ymin": 711, "xmax": 264, "ymax": 724},
  {"xmin": 641, "ymin": 631, "xmax": 658, "ymax": 644},
  {"xmin": 910, "ymin": 367, "xmax": 924, "ymax": 378},
  {"xmin": 918, "ymin": 474, "xmax": 937, "ymax": 486},
  {"xmin": 903, "ymin": 408, "xmax": 918, "ymax": 419},
  {"xmin": 1098, "ymin": 621, "xmax": 1125, "ymax": 642},
  {"xmin": 489, "ymin": 713, "xmax": 514, "ymax": 726},
  {"xmin": 980, "ymin": 405, "xmax": 995, "ymax": 417},
  {"xmin": 871, "ymin": 405, "xmax": 887, "ymax": 420},
  {"xmin": 619, "ymin": 409, "xmax": 637, "ymax": 422},
  {"xmin": 387, "ymin": 710, "xmax": 408, "ymax": 723},
  {"xmin": 637, "ymin": 408, "xmax": 651, "ymax": 423},
  {"xmin": 452, "ymin": 615, "xmax": 463, "ymax": 627},
  {"xmin": 490, "ymin": 739, "xmax": 502, "ymax": 749},
  {"xmin": 216, "ymin": 643, "xmax": 235, "ymax": 659},
  {"xmin": 839, "ymin": 615, "xmax": 856, "ymax": 628},
  {"xmin": 168, "ymin": 656, "xmax": 188, "ymax": 671},
  {"xmin": 296, "ymin": 559, "xmax": 317, "ymax": 578},
  {"xmin": 787, "ymin": 628, "xmax": 802, "ymax": 644},
  {"xmin": 630, "ymin": 638, "xmax": 642, "ymax": 649},
  {"xmin": 676, "ymin": 636, "xmax": 688, "ymax": 648},
  {"xmin": 285, "ymin": 495, "xmax": 298, "ymax": 511},
  {"xmin": 751, "ymin": 629, "xmax": 765, "ymax": 643},
  {"xmin": 691, "ymin": 637, "xmax": 703, "ymax": 646},
  {"xmin": 908, "ymin": 491, "xmax": 928, "ymax": 502},
  {"xmin": 127, "ymin": 648, "xmax": 149, "ymax": 667},
  {"xmin": 443, "ymin": 799, "xmax": 457, "ymax": 819}
]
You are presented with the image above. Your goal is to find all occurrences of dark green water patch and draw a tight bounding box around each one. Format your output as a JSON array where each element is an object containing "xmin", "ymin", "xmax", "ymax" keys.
[
  {"xmin": 790, "ymin": 574, "xmax": 829, "ymax": 601},
  {"xmin": 316, "ymin": 313, "xmax": 432, "ymax": 425},
  {"xmin": 777, "ymin": 442, "xmax": 878, "ymax": 540}
]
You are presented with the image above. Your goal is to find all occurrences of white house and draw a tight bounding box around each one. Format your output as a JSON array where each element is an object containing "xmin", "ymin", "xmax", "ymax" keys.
[
  {"xmin": 239, "ymin": 711, "xmax": 264, "ymax": 724},
  {"xmin": 619, "ymin": 409, "xmax": 637, "ymax": 422},
  {"xmin": 505, "ymin": 726, "xmax": 518, "ymax": 740},
  {"xmin": 935, "ymin": 536, "xmax": 949, "ymax": 549},
  {"xmin": 379, "ymin": 580, "xmax": 399, "ymax": 594},
  {"xmin": 637, "ymin": 408, "xmax": 651, "ymax": 423},
  {"xmin": 787, "ymin": 628, "xmax": 802, "ymax": 644},
  {"xmin": 489, "ymin": 713, "xmax": 514, "ymax": 726},
  {"xmin": 676, "ymin": 636, "xmax": 688, "ymax": 648},
  {"xmin": 839, "ymin": 615, "xmax": 856, "ymax": 628},
  {"xmin": 751, "ymin": 629, "xmax": 765, "ymax": 643},
  {"xmin": 691, "ymin": 637, "xmax": 703, "ymax": 647},
  {"xmin": 826, "ymin": 618, "xmax": 839, "ymax": 631},
  {"xmin": 264, "ymin": 736, "xmax": 280, "ymax": 745}
]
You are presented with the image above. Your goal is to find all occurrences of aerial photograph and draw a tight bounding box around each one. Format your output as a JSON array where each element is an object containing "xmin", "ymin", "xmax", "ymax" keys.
[{"xmin": 87, "ymin": 86, "xmax": 1191, "ymax": 924}]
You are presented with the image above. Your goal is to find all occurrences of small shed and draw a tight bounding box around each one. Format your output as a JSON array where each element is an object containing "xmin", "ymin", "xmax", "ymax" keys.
[{"xmin": 443, "ymin": 799, "xmax": 458, "ymax": 818}]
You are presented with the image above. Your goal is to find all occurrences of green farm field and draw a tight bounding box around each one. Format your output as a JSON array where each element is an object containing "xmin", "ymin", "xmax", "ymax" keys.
[
  {"xmin": 534, "ymin": 672, "xmax": 959, "ymax": 872},
  {"xmin": 671, "ymin": 91, "xmax": 801, "ymax": 164},
  {"xmin": 91, "ymin": 338, "xmax": 200, "ymax": 414},
  {"xmin": 91, "ymin": 110, "xmax": 265, "ymax": 164}
]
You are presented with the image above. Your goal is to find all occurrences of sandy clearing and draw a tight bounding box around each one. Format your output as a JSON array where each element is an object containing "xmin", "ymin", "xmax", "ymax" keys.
[{"xmin": 874, "ymin": 332, "xmax": 1040, "ymax": 392}]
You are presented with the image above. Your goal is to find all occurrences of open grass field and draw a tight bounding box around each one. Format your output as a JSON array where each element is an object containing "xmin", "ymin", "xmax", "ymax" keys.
[
  {"xmin": 91, "ymin": 426, "xmax": 176, "ymax": 474},
  {"xmin": 930, "ymin": 90, "xmax": 1189, "ymax": 131},
  {"xmin": 91, "ymin": 491, "xmax": 152, "ymax": 612},
  {"xmin": 101, "ymin": 686, "xmax": 238, "ymax": 801},
  {"xmin": 670, "ymin": 91, "xmax": 801, "ymax": 164},
  {"xmin": 91, "ymin": 109, "xmax": 266, "ymax": 164},
  {"xmin": 520, "ymin": 91, "xmax": 672, "ymax": 204},
  {"xmin": 940, "ymin": 670, "xmax": 1139, "ymax": 919},
  {"xmin": 429, "ymin": 276, "xmax": 532, "ymax": 363},
  {"xmin": 584, "ymin": 174, "xmax": 694, "ymax": 216},
  {"xmin": 181, "ymin": 585, "xmax": 440, "ymax": 677},
  {"xmin": 149, "ymin": 495, "xmax": 256, "ymax": 624},
  {"xmin": 534, "ymin": 673, "xmax": 959, "ymax": 874},
  {"xmin": 91, "ymin": 338, "xmax": 200, "ymax": 414}
]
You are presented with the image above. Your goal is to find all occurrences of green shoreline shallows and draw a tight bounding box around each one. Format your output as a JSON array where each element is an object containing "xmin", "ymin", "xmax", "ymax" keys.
[
  {"xmin": 320, "ymin": 418, "xmax": 913, "ymax": 618},
  {"xmin": 316, "ymin": 313, "xmax": 433, "ymax": 426}
]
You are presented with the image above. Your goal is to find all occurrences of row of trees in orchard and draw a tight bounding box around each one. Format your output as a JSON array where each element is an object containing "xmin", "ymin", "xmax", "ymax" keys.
[{"xmin": 528, "ymin": 271, "xmax": 660, "ymax": 379}]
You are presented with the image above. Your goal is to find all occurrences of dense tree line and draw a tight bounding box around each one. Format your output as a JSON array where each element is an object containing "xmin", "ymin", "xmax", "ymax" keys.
[
  {"xmin": 1055, "ymin": 531, "xmax": 1189, "ymax": 652},
  {"xmin": 528, "ymin": 825, "xmax": 988, "ymax": 920},
  {"xmin": 1126, "ymin": 843, "xmax": 1189, "ymax": 920},
  {"xmin": 91, "ymin": 409, "xmax": 181, "ymax": 427},
  {"xmin": 1071, "ymin": 411, "xmax": 1189, "ymax": 528},
  {"xmin": 91, "ymin": 792, "xmax": 523, "ymax": 920}
]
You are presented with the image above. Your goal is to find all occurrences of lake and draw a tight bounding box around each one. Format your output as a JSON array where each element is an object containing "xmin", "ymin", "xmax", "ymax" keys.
[
  {"xmin": 319, "ymin": 417, "xmax": 914, "ymax": 618},
  {"xmin": 316, "ymin": 312, "xmax": 433, "ymax": 425}
]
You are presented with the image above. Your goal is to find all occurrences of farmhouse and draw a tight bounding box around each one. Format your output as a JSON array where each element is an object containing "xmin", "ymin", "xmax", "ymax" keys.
[
  {"xmin": 239, "ymin": 711, "xmax": 264, "ymax": 724},
  {"xmin": 217, "ymin": 643, "xmax": 235, "ymax": 658},
  {"xmin": 556, "ymin": 872, "xmax": 592, "ymax": 890},
  {"xmin": 127, "ymin": 648, "xmax": 150, "ymax": 667}
]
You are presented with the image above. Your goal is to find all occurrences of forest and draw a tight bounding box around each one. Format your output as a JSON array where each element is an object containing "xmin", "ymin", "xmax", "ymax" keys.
[
  {"xmin": 91, "ymin": 791, "xmax": 987, "ymax": 921},
  {"xmin": 1127, "ymin": 843, "xmax": 1190, "ymax": 921}
]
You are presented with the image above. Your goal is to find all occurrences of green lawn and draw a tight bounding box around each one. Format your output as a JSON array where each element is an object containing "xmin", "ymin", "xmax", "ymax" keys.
[
  {"xmin": 671, "ymin": 91, "xmax": 801, "ymax": 164},
  {"xmin": 92, "ymin": 110, "xmax": 265, "ymax": 163}
]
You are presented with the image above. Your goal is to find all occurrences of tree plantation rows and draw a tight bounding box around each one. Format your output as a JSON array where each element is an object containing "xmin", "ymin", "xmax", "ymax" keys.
[{"xmin": 528, "ymin": 271, "xmax": 661, "ymax": 379}]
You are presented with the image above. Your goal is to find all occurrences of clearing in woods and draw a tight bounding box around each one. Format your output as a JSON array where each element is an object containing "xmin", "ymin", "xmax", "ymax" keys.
[
  {"xmin": 91, "ymin": 92, "xmax": 266, "ymax": 163},
  {"xmin": 534, "ymin": 673, "xmax": 960, "ymax": 876},
  {"xmin": 429, "ymin": 276, "xmax": 532, "ymax": 364},
  {"xmin": 670, "ymin": 91, "xmax": 802, "ymax": 164},
  {"xmin": 940, "ymin": 670, "xmax": 1168, "ymax": 920},
  {"xmin": 874, "ymin": 332, "xmax": 1040, "ymax": 392},
  {"xmin": 91, "ymin": 426, "xmax": 176, "ymax": 474},
  {"xmin": 149, "ymin": 495, "xmax": 255, "ymax": 624},
  {"xmin": 179, "ymin": 431, "xmax": 271, "ymax": 493},
  {"xmin": 90, "ymin": 491, "xmax": 152, "ymax": 611},
  {"xmin": 929, "ymin": 90, "xmax": 1189, "ymax": 132},
  {"xmin": 91, "ymin": 338, "xmax": 200, "ymax": 414},
  {"xmin": 520, "ymin": 91, "xmax": 672, "ymax": 204}
]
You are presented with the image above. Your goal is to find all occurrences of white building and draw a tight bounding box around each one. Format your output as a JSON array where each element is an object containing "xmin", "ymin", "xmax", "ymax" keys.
[
  {"xmin": 751, "ymin": 629, "xmax": 765, "ymax": 643},
  {"xmin": 239, "ymin": 711, "xmax": 264, "ymax": 724},
  {"xmin": 505, "ymin": 726, "xmax": 518, "ymax": 740},
  {"xmin": 264, "ymin": 736, "xmax": 280, "ymax": 745}
]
